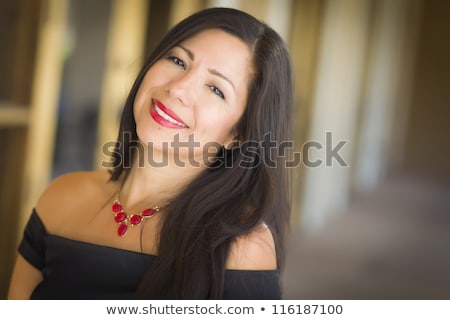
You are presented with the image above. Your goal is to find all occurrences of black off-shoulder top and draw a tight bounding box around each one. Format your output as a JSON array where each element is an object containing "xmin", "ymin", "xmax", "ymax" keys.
[{"xmin": 18, "ymin": 210, "xmax": 281, "ymax": 299}]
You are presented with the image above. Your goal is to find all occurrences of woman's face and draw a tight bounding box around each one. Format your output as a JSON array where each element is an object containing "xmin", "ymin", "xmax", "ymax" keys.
[{"xmin": 134, "ymin": 28, "xmax": 252, "ymax": 166}]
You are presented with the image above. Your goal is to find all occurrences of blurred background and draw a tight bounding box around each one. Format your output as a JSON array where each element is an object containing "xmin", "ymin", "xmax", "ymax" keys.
[{"xmin": 0, "ymin": 0, "xmax": 449, "ymax": 299}]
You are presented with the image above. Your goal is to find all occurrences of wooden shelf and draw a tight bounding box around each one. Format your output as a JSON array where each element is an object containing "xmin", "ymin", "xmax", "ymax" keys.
[{"xmin": 0, "ymin": 104, "xmax": 29, "ymax": 127}]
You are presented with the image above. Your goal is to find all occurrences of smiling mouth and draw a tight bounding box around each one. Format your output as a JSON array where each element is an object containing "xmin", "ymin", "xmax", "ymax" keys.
[{"xmin": 151, "ymin": 99, "xmax": 189, "ymax": 128}]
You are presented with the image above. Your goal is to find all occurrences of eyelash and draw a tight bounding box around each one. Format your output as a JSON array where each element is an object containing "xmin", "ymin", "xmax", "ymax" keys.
[
  {"xmin": 166, "ymin": 54, "xmax": 226, "ymax": 100},
  {"xmin": 208, "ymin": 85, "xmax": 225, "ymax": 100},
  {"xmin": 167, "ymin": 55, "xmax": 186, "ymax": 69}
]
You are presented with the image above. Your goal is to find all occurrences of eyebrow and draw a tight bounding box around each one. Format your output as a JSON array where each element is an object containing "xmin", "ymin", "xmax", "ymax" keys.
[{"xmin": 177, "ymin": 45, "xmax": 236, "ymax": 92}]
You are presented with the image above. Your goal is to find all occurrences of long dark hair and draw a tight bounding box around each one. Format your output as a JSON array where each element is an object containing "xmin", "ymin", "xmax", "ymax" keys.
[{"xmin": 110, "ymin": 7, "xmax": 293, "ymax": 299}]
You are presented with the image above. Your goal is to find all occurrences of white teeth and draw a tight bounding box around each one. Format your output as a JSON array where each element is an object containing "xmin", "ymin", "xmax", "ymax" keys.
[{"xmin": 154, "ymin": 103, "xmax": 187, "ymax": 127}]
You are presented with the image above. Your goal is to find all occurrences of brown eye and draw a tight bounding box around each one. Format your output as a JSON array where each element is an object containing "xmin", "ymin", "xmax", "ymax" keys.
[
  {"xmin": 208, "ymin": 85, "xmax": 225, "ymax": 100},
  {"xmin": 167, "ymin": 56, "xmax": 186, "ymax": 69}
]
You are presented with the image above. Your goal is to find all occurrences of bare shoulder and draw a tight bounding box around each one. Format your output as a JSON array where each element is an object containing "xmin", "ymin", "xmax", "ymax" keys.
[
  {"xmin": 226, "ymin": 223, "xmax": 277, "ymax": 270},
  {"xmin": 35, "ymin": 170, "xmax": 114, "ymax": 233}
]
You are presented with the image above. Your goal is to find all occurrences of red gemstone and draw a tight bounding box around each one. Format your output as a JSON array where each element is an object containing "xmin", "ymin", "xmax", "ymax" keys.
[
  {"xmin": 114, "ymin": 212, "xmax": 127, "ymax": 223},
  {"xmin": 117, "ymin": 223, "xmax": 127, "ymax": 236},
  {"xmin": 141, "ymin": 208, "xmax": 155, "ymax": 217},
  {"xmin": 130, "ymin": 214, "xmax": 142, "ymax": 225},
  {"xmin": 112, "ymin": 202, "xmax": 122, "ymax": 212}
]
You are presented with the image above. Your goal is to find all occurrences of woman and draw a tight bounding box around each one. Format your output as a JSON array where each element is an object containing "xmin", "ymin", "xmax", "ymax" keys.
[{"xmin": 8, "ymin": 7, "xmax": 293, "ymax": 299}]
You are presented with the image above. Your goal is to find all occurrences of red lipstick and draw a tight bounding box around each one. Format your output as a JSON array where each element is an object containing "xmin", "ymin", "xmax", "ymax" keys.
[{"xmin": 150, "ymin": 99, "xmax": 188, "ymax": 128}]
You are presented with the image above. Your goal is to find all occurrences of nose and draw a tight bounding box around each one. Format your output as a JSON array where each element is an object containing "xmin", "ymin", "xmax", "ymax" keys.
[{"xmin": 166, "ymin": 70, "xmax": 197, "ymax": 108}]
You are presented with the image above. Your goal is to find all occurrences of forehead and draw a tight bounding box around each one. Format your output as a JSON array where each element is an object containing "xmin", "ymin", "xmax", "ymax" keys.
[
  {"xmin": 179, "ymin": 28, "xmax": 254, "ymax": 84},
  {"xmin": 181, "ymin": 28, "xmax": 251, "ymax": 54}
]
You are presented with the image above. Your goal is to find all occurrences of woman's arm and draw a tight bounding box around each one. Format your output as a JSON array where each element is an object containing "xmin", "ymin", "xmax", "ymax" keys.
[{"xmin": 8, "ymin": 254, "xmax": 43, "ymax": 299}]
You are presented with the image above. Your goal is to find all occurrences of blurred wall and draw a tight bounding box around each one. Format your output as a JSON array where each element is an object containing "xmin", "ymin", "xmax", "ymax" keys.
[
  {"xmin": 401, "ymin": 0, "xmax": 450, "ymax": 183},
  {"xmin": 1, "ymin": 0, "xmax": 450, "ymax": 299},
  {"xmin": 52, "ymin": 0, "xmax": 111, "ymax": 178},
  {"xmin": 299, "ymin": 0, "xmax": 372, "ymax": 232}
]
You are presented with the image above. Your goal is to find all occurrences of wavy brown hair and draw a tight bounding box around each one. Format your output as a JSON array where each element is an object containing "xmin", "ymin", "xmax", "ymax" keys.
[{"xmin": 109, "ymin": 7, "xmax": 294, "ymax": 299}]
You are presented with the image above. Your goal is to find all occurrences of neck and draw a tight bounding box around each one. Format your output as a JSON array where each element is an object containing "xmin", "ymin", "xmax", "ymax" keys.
[{"xmin": 118, "ymin": 153, "xmax": 205, "ymax": 209}]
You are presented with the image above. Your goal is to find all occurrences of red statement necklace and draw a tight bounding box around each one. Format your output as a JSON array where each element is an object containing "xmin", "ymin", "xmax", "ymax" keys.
[{"xmin": 112, "ymin": 195, "xmax": 163, "ymax": 237}]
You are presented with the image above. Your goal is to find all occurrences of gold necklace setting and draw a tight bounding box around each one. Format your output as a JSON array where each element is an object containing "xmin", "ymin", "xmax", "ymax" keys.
[{"xmin": 112, "ymin": 198, "xmax": 162, "ymax": 237}]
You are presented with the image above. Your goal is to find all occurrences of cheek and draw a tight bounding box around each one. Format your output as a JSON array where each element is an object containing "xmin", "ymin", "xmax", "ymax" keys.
[
  {"xmin": 197, "ymin": 109, "xmax": 241, "ymax": 143},
  {"xmin": 134, "ymin": 65, "xmax": 166, "ymax": 106},
  {"xmin": 134, "ymin": 83, "xmax": 151, "ymax": 117}
]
